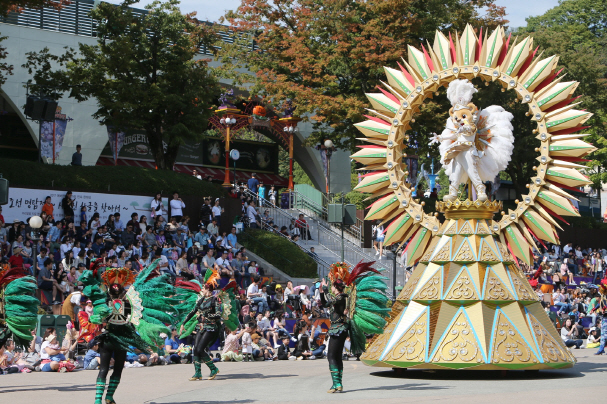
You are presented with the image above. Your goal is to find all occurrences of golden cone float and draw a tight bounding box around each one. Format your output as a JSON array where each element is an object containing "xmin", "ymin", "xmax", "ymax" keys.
[{"xmin": 352, "ymin": 24, "xmax": 596, "ymax": 370}]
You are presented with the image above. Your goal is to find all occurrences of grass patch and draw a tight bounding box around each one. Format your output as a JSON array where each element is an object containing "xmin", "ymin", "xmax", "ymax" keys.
[
  {"xmin": 238, "ymin": 228, "xmax": 317, "ymax": 279},
  {"xmin": 0, "ymin": 158, "xmax": 225, "ymax": 197}
]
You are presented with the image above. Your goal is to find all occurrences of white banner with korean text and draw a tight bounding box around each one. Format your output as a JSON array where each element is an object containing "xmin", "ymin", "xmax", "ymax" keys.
[{"xmin": 3, "ymin": 187, "xmax": 168, "ymax": 225}]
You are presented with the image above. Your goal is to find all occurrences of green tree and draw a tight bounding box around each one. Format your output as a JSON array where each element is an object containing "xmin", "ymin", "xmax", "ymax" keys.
[
  {"xmin": 23, "ymin": 0, "xmax": 221, "ymax": 169},
  {"xmin": 0, "ymin": 0, "xmax": 67, "ymax": 16},
  {"xmin": 221, "ymin": 0, "xmax": 507, "ymax": 150},
  {"xmin": 521, "ymin": 0, "xmax": 607, "ymax": 190}
]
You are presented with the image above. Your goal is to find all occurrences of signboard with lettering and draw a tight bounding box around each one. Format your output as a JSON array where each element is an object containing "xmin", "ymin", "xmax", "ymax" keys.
[
  {"xmin": 100, "ymin": 132, "xmax": 279, "ymax": 173},
  {"xmin": 3, "ymin": 187, "xmax": 168, "ymax": 225}
]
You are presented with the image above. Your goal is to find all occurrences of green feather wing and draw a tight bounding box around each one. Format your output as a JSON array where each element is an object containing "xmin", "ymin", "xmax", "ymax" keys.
[
  {"xmin": 349, "ymin": 273, "xmax": 390, "ymax": 355},
  {"xmin": 2, "ymin": 276, "xmax": 39, "ymax": 348}
]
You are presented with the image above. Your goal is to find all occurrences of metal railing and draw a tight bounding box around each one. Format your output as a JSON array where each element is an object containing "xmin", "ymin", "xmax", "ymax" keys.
[
  {"xmin": 0, "ymin": 0, "xmax": 257, "ymax": 56},
  {"xmin": 291, "ymin": 189, "xmax": 363, "ymax": 245}
]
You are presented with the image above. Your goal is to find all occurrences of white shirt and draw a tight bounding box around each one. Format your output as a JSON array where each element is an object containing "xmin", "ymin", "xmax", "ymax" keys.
[
  {"xmin": 72, "ymin": 246, "xmax": 81, "ymax": 257},
  {"xmin": 70, "ymin": 291, "xmax": 82, "ymax": 305},
  {"xmin": 216, "ymin": 256, "xmax": 230, "ymax": 268},
  {"xmin": 247, "ymin": 283, "xmax": 259, "ymax": 298},
  {"xmin": 563, "ymin": 245, "xmax": 572, "ymax": 254},
  {"xmin": 150, "ymin": 199, "xmax": 164, "ymax": 217},
  {"xmin": 170, "ymin": 199, "xmax": 185, "ymax": 217},
  {"xmin": 60, "ymin": 243, "xmax": 73, "ymax": 260},
  {"xmin": 212, "ymin": 206, "xmax": 222, "ymax": 217},
  {"xmin": 40, "ymin": 341, "xmax": 52, "ymax": 359}
]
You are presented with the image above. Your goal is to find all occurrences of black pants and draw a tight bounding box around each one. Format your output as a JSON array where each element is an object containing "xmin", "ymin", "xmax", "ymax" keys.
[
  {"xmin": 193, "ymin": 329, "xmax": 219, "ymax": 362},
  {"xmin": 98, "ymin": 342, "xmax": 127, "ymax": 381},
  {"xmin": 327, "ymin": 332, "xmax": 348, "ymax": 371}
]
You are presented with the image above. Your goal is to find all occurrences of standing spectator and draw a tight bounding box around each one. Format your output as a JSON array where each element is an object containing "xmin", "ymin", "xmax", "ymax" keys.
[
  {"xmin": 212, "ymin": 199, "xmax": 224, "ymax": 226},
  {"xmin": 192, "ymin": 169, "xmax": 202, "ymax": 180},
  {"xmin": 61, "ymin": 191, "xmax": 75, "ymax": 222},
  {"xmin": 48, "ymin": 222, "xmax": 62, "ymax": 253},
  {"xmin": 247, "ymin": 201, "xmax": 259, "ymax": 229},
  {"xmin": 170, "ymin": 192, "xmax": 186, "ymax": 222},
  {"xmin": 41, "ymin": 196, "xmax": 54, "ymax": 221},
  {"xmin": 79, "ymin": 206, "xmax": 87, "ymax": 226},
  {"xmin": 373, "ymin": 219, "xmax": 385, "ymax": 259},
  {"xmin": 247, "ymin": 173, "xmax": 260, "ymax": 195},
  {"xmin": 268, "ymin": 185, "xmax": 277, "ymax": 206},
  {"xmin": 258, "ymin": 182, "xmax": 266, "ymax": 201},
  {"xmin": 199, "ymin": 198, "xmax": 212, "ymax": 228},
  {"xmin": 150, "ymin": 193, "xmax": 164, "ymax": 220},
  {"xmin": 295, "ymin": 214, "xmax": 313, "ymax": 240},
  {"xmin": 71, "ymin": 144, "xmax": 82, "ymax": 166}
]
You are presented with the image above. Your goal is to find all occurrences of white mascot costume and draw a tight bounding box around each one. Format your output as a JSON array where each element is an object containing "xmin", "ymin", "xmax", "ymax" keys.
[{"xmin": 430, "ymin": 79, "xmax": 514, "ymax": 202}]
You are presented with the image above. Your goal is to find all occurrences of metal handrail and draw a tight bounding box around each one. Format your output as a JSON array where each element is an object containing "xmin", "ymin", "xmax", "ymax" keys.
[{"xmin": 292, "ymin": 189, "xmax": 363, "ymax": 245}]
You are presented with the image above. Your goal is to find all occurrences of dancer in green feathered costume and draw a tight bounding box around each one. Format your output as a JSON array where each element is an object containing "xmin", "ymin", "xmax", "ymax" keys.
[
  {"xmin": 0, "ymin": 267, "xmax": 39, "ymax": 350},
  {"xmin": 321, "ymin": 261, "xmax": 389, "ymax": 393},
  {"xmin": 177, "ymin": 267, "xmax": 239, "ymax": 381},
  {"xmin": 82, "ymin": 259, "xmax": 179, "ymax": 404}
]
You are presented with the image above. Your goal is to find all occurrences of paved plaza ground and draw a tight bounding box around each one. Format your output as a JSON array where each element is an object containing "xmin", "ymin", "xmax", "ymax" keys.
[{"xmin": 1, "ymin": 350, "xmax": 606, "ymax": 404}]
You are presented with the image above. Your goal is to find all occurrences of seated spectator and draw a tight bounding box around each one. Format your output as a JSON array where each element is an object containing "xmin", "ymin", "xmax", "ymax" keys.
[
  {"xmin": 588, "ymin": 327, "xmax": 600, "ymax": 349},
  {"xmin": 241, "ymin": 322, "xmax": 255, "ymax": 362},
  {"xmin": 175, "ymin": 251, "xmax": 189, "ymax": 276},
  {"xmin": 277, "ymin": 337, "xmax": 295, "ymax": 360},
  {"xmin": 206, "ymin": 219, "xmax": 219, "ymax": 242},
  {"xmin": 257, "ymin": 311, "xmax": 279, "ymax": 348},
  {"xmin": 293, "ymin": 320, "xmax": 315, "ymax": 360},
  {"xmin": 194, "ymin": 227, "xmax": 211, "ymax": 249},
  {"xmin": 221, "ymin": 327, "xmax": 248, "ymax": 362},
  {"xmin": 216, "ymin": 250, "xmax": 233, "ymax": 286},
  {"xmin": 38, "ymin": 258, "xmax": 61, "ymax": 305},
  {"xmin": 8, "ymin": 246, "xmax": 24, "ymax": 269},
  {"xmin": 560, "ymin": 318, "xmax": 583, "ymax": 349},
  {"xmin": 226, "ymin": 226, "xmax": 238, "ymax": 253},
  {"xmin": 250, "ymin": 333, "xmax": 271, "ymax": 361},
  {"xmin": 202, "ymin": 247, "xmax": 216, "ymax": 271},
  {"xmin": 83, "ymin": 340, "xmax": 101, "ymax": 370},
  {"xmin": 40, "ymin": 333, "xmax": 66, "ymax": 372},
  {"xmin": 164, "ymin": 327, "xmax": 182, "ymax": 364},
  {"xmin": 247, "ymin": 275, "xmax": 269, "ymax": 315}
]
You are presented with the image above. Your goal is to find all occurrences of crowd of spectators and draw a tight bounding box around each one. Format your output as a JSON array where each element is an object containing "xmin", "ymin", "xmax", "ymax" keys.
[
  {"xmin": 0, "ymin": 185, "xmax": 346, "ymax": 375},
  {"xmin": 519, "ymin": 242, "xmax": 607, "ymax": 350}
]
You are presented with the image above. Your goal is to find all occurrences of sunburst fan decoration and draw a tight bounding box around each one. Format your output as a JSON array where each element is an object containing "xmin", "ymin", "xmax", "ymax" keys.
[
  {"xmin": 355, "ymin": 24, "xmax": 591, "ymax": 371},
  {"xmin": 101, "ymin": 267, "xmax": 136, "ymax": 287}
]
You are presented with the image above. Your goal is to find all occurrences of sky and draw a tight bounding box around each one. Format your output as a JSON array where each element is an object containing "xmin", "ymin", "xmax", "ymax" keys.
[{"xmin": 109, "ymin": 0, "xmax": 560, "ymax": 27}]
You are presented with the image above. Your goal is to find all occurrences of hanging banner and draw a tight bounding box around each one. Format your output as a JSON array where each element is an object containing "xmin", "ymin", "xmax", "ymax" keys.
[
  {"xmin": 106, "ymin": 126, "xmax": 126, "ymax": 164},
  {"xmin": 3, "ymin": 187, "xmax": 169, "ymax": 225},
  {"xmin": 40, "ymin": 107, "xmax": 69, "ymax": 162}
]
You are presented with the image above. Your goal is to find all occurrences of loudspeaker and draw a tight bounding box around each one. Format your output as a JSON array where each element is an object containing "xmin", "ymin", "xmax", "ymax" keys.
[
  {"xmin": 31, "ymin": 98, "xmax": 47, "ymax": 121},
  {"xmin": 0, "ymin": 178, "xmax": 8, "ymax": 205},
  {"xmin": 24, "ymin": 95, "xmax": 37, "ymax": 117},
  {"xmin": 42, "ymin": 100, "xmax": 58, "ymax": 121}
]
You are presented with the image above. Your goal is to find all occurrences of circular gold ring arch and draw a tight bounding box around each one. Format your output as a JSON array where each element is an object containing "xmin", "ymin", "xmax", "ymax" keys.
[{"xmin": 352, "ymin": 24, "xmax": 595, "ymax": 266}]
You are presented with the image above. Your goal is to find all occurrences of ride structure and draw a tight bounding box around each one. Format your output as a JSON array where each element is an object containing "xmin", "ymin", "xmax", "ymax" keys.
[{"xmin": 353, "ymin": 24, "xmax": 595, "ymax": 370}]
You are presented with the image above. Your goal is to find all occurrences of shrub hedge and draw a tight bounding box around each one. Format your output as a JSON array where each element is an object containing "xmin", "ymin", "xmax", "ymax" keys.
[
  {"xmin": 0, "ymin": 158, "xmax": 225, "ymax": 197},
  {"xmin": 238, "ymin": 228, "xmax": 317, "ymax": 279}
]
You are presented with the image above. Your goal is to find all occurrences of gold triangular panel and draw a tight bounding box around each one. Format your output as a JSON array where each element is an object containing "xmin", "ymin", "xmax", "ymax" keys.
[
  {"xmin": 452, "ymin": 238, "xmax": 477, "ymax": 262},
  {"xmin": 526, "ymin": 306, "xmax": 576, "ymax": 364},
  {"xmin": 431, "ymin": 237, "xmax": 452, "ymax": 262},
  {"xmin": 458, "ymin": 220, "xmax": 474, "ymax": 235},
  {"xmin": 478, "ymin": 238, "xmax": 500, "ymax": 263},
  {"xmin": 443, "ymin": 266, "xmax": 480, "ymax": 301},
  {"xmin": 443, "ymin": 220, "xmax": 458, "ymax": 235},
  {"xmin": 429, "ymin": 309, "xmax": 486, "ymax": 365},
  {"xmin": 382, "ymin": 306, "xmax": 429, "ymax": 363},
  {"xmin": 490, "ymin": 309, "xmax": 540, "ymax": 367},
  {"xmin": 476, "ymin": 221, "xmax": 491, "ymax": 235},
  {"xmin": 412, "ymin": 267, "xmax": 443, "ymax": 301},
  {"xmin": 419, "ymin": 236, "xmax": 441, "ymax": 263},
  {"xmin": 507, "ymin": 265, "xmax": 539, "ymax": 303},
  {"xmin": 482, "ymin": 266, "xmax": 515, "ymax": 301}
]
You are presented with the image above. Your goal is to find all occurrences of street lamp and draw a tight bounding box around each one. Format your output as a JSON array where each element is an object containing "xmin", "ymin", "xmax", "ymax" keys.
[
  {"xmin": 324, "ymin": 139, "xmax": 335, "ymax": 195},
  {"xmin": 219, "ymin": 115, "xmax": 238, "ymax": 187},
  {"xmin": 283, "ymin": 124, "xmax": 299, "ymax": 191},
  {"xmin": 29, "ymin": 215, "xmax": 43, "ymax": 275}
]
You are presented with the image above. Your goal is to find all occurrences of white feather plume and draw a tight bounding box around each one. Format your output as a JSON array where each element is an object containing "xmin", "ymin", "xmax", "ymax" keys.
[{"xmin": 446, "ymin": 79, "xmax": 477, "ymax": 107}]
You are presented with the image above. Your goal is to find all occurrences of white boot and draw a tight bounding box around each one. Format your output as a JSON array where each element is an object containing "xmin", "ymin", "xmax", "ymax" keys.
[
  {"xmin": 443, "ymin": 185, "xmax": 458, "ymax": 202},
  {"xmin": 475, "ymin": 183, "xmax": 487, "ymax": 202}
]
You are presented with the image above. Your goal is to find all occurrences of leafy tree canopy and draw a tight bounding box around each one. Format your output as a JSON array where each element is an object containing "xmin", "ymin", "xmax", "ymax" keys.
[
  {"xmin": 23, "ymin": 0, "xmax": 222, "ymax": 169},
  {"xmin": 221, "ymin": 0, "xmax": 507, "ymax": 150}
]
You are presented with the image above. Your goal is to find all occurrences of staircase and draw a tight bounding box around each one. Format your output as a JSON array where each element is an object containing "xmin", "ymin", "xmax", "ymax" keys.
[{"xmin": 244, "ymin": 190, "xmax": 408, "ymax": 295}]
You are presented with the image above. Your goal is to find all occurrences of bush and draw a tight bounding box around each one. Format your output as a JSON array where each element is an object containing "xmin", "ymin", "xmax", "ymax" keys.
[
  {"xmin": 0, "ymin": 158, "xmax": 225, "ymax": 197},
  {"xmin": 238, "ymin": 228, "xmax": 317, "ymax": 278}
]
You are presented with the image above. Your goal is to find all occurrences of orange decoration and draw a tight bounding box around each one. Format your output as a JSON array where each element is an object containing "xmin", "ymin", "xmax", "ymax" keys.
[
  {"xmin": 253, "ymin": 105, "xmax": 266, "ymax": 116},
  {"xmin": 101, "ymin": 268, "xmax": 136, "ymax": 287}
]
